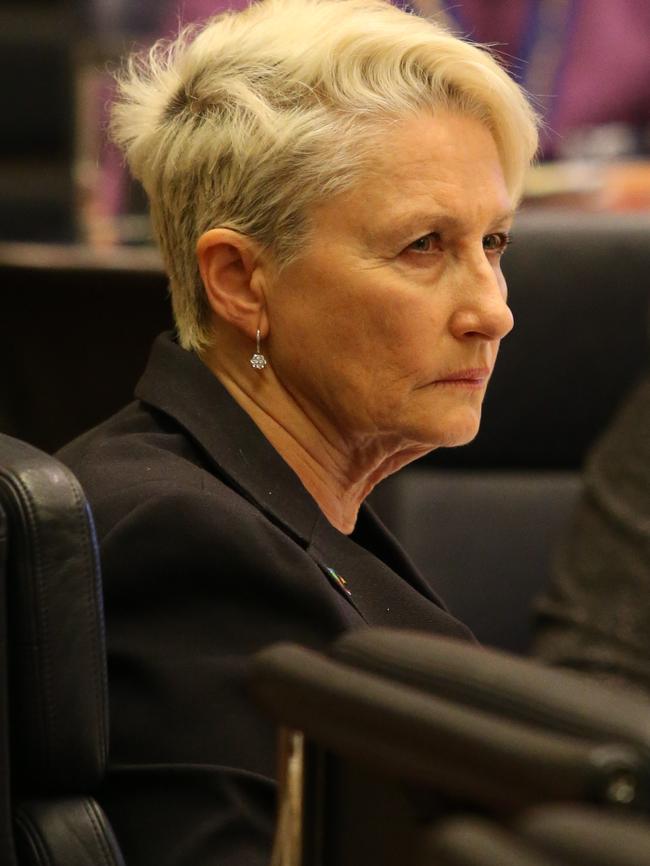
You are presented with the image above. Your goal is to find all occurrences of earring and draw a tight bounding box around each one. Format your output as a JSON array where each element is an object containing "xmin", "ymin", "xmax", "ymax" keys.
[{"xmin": 250, "ymin": 329, "xmax": 267, "ymax": 370}]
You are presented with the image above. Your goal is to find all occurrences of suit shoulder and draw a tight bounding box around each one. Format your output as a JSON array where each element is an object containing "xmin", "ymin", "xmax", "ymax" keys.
[
  {"xmin": 58, "ymin": 401, "xmax": 251, "ymax": 536},
  {"xmin": 60, "ymin": 402, "xmax": 213, "ymax": 497}
]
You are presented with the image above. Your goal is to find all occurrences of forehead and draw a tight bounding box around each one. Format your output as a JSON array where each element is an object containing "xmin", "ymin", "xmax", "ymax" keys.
[{"xmin": 317, "ymin": 111, "xmax": 512, "ymax": 241}]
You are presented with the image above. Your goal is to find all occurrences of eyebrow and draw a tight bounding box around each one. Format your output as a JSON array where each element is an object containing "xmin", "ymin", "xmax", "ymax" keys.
[
  {"xmin": 374, "ymin": 208, "xmax": 516, "ymax": 241},
  {"xmin": 490, "ymin": 209, "xmax": 516, "ymax": 227}
]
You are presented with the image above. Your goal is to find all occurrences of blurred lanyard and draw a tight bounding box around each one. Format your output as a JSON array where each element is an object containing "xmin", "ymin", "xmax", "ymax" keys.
[{"xmin": 425, "ymin": 0, "xmax": 579, "ymax": 124}]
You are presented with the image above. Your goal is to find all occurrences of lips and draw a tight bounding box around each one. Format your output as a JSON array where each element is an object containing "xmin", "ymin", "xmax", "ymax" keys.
[{"xmin": 434, "ymin": 367, "xmax": 491, "ymax": 386}]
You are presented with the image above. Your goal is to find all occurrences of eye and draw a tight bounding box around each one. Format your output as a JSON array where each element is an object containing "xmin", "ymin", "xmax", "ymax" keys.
[
  {"xmin": 483, "ymin": 232, "xmax": 512, "ymax": 255},
  {"xmin": 406, "ymin": 232, "xmax": 441, "ymax": 254}
]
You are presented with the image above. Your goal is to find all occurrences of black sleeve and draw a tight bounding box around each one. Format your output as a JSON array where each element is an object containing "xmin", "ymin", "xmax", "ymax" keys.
[
  {"xmin": 532, "ymin": 372, "xmax": 650, "ymax": 698},
  {"xmin": 95, "ymin": 484, "xmax": 353, "ymax": 866}
]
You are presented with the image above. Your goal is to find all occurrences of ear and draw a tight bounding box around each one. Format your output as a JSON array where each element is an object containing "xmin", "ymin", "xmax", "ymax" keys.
[{"xmin": 196, "ymin": 228, "xmax": 268, "ymax": 340}]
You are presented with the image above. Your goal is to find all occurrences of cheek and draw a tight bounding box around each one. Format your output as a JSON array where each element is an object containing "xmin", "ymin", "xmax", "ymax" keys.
[
  {"xmin": 273, "ymin": 264, "xmax": 452, "ymax": 391},
  {"xmin": 382, "ymin": 299, "xmax": 449, "ymax": 360},
  {"xmin": 358, "ymin": 309, "xmax": 451, "ymax": 410}
]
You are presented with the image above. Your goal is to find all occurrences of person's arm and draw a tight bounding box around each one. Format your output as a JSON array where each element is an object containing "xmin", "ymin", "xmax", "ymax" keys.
[{"xmin": 532, "ymin": 371, "xmax": 650, "ymax": 697}]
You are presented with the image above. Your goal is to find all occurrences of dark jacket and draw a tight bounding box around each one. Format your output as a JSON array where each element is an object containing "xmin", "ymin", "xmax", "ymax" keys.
[{"xmin": 59, "ymin": 331, "xmax": 473, "ymax": 866}]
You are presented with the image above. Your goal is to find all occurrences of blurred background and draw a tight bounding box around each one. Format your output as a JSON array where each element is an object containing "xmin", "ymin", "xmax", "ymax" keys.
[
  {"xmin": 3, "ymin": 0, "xmax": 650, "ymax": 653},
  {"xmin": 3, "ymin": 0, "xmax": 650, "ymax": 250},
  {"xmin": 2, "ymin": 0, "xmax": 650, "ymax": 454}
]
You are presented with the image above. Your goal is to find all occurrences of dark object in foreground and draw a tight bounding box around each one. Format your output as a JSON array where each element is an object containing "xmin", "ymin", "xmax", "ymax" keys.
[{"xmin": 252, "ymin": 626, "xmax": 650, "ymax": 866}]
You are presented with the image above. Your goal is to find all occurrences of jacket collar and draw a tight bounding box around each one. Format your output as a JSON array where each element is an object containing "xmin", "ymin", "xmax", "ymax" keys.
[
  {"xmin": 135, "ymin": 332, "xmax": 322, "ymax": 546},
  {"xmin": 135, "ymin": 333, "xmax": 455, "ymax": 618}
]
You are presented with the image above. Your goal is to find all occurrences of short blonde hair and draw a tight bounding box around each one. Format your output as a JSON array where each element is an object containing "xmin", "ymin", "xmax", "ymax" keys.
[{"xmin": 112, "ymin": 0, "xmax": 539, "ymax": 351}]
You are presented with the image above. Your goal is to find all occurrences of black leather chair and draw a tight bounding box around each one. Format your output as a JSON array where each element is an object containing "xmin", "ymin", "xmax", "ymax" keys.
[
  {"xmin": 371, "ymin": 468, "xmax": 582, "ymax": 654},
  {"xmin": 251, "ymin": 627, "xmax": 650, "ymax": 866},
  {"xmin": 0, "ymin": 434, "xmax": 125, "ymax": 865}
]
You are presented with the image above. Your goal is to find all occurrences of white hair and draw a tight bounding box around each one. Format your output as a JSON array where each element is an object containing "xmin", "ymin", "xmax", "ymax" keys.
[{"xmin": 111, "ymin": 0, "xmax": 539, "ymax": 351}]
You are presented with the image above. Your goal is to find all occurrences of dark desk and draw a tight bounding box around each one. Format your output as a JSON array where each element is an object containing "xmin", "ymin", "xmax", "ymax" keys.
[{"xmin": 1, "ymin": 243, "xmax": 172, "ymax": 452}]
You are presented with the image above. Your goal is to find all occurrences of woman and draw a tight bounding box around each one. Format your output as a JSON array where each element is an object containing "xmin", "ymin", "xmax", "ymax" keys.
[{"xmin": 61, "ymin": 1, "xmax": 538, "ymax": 863}]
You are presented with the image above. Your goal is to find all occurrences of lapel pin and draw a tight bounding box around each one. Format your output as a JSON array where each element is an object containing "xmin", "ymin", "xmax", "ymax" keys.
[{"xmin": 325, "ymin": 566, "xmax": 352, "ymax": 598}]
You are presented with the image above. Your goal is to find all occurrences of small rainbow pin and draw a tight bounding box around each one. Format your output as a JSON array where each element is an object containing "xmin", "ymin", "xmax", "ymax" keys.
[{"xmin": 325, "ymin": 566, "xmax": 352, "ymax": 598}]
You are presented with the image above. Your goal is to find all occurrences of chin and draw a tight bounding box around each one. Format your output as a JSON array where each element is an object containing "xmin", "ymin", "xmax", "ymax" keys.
[{"xmin": 431, "ymin": 406, "xmax": 482, "ymax": 449}]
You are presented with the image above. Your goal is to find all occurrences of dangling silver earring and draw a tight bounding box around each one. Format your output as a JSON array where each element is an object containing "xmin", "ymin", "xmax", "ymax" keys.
[{"xmin": 250, "ymin": 329, "xmax": 267, "ymax": 370}]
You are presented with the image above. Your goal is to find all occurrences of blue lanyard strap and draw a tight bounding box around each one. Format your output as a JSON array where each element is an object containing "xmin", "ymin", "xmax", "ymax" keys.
[{"xmin": 431, "ymin": 0, "xmax": 578, "ymax": 117}]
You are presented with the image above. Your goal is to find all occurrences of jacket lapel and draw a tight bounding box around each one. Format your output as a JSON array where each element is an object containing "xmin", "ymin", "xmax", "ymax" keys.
[{"xmin": 135, "ymin": 333, "xmax": 466, "ymax": 633}]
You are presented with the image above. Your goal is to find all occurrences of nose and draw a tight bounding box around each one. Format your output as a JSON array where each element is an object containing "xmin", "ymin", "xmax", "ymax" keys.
[{"xmin": 449, "ymin": 258, "xmax": 514, "ymax": 342}]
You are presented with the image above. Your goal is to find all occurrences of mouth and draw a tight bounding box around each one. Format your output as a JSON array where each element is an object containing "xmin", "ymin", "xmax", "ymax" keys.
[{"xmin": 433, "ymin": 367, "xmax": 491, "ymax": 388}]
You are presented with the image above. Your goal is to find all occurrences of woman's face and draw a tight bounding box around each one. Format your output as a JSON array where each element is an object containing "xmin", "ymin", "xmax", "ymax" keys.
[{"xmin": 264, "ymin": 110, "xmax": 515, "ymax": 458}]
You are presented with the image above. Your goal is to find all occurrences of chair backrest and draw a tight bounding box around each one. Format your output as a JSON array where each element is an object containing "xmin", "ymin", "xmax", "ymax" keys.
[
  {"xmin": 0, "ymin": 433, "xmax": 125, "ymax": 866},
  {"xmin": 0, "ymin": 492, "xmax": 15, "ymax": 863},
  {"xmin": 372, "ymin": 469, "xmax": 582, "ymax": 653}
]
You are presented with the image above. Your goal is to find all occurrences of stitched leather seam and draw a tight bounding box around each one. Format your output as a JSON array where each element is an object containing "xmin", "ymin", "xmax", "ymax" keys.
[
  {"xmin": 4, "ymin": 470, "xmax": 55, "ymax": 780},
  {"xmin": 68, "ymin": 481, "xmax": 109, "ymax": 767},
  {"xmin": 2, "ymin": 460, "xmax": 108, "ymax": 782},
  {"xmin": 14, "ymin": 810, "xmax": 52, "ymax": 866},
  {"xmin": 83, "ymin": 799, "xmax": 117, "ymax": 866}
]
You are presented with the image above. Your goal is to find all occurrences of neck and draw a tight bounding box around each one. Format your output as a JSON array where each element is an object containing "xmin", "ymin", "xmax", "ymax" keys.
[{"xmin": 200, "ymin": 346, "xmax": 427, "ymax": 535}]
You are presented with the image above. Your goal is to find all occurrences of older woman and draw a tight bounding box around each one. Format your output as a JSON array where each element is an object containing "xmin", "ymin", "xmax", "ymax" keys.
[{"xmin": 61, "ymin": 1, "xmax": 538, "ymax": 863}]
